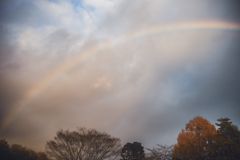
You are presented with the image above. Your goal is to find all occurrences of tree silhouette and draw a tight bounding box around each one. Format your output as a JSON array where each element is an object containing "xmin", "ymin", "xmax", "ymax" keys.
[
  {"xmin": 121, "ymin": 142, "xmax": 145, "ymax": 160},
  {"xmin": 0, "ymin": 139, "xmax": 48, "ymax": 160},
  {"xmin": 11, "ymin": 144, "xmax": 38, "ymax": 160},
  {"xmin": 215, "ymin": 117, "xmax": 240, "ymax": 159},
  {"xmin": 0, "ymin": 139, "xmax": 11, "ymax": 160},
  {"xmin": 45, "ymin": 127, "xmax": 121, "ymax": 160},
  {"xmin": 173, "ymin": 116, "xmax": 216, "ymax": 160},
  {"xmin": 147, "ymin": 144, "xmax": 173, "ymax": 160}
]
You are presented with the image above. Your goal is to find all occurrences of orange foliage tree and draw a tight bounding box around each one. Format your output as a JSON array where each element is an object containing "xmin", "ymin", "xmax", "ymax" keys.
[{"xmin": 173, "ymin": 116, "xmax": 217, "ymax": 160}]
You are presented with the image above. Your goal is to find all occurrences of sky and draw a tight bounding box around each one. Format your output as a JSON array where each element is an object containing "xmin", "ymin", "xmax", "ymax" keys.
[{"xmin": 0, "ymin": 0, "xmax": 240, "ymax": 152}]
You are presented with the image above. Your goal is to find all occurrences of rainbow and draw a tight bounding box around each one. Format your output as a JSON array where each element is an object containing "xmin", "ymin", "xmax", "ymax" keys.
[{"xmin": 1, "ymin": 20, "xmax": 240, "ymax": 135}]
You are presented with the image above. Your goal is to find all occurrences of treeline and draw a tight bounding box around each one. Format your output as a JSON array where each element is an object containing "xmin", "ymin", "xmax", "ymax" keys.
[
  {"xmin": 0, "ymin": 139, "xmax": 48, "ymax": 160},
  {"xmin": 0, "ymin": 116, "xmax": 240, "ymax": 160}
]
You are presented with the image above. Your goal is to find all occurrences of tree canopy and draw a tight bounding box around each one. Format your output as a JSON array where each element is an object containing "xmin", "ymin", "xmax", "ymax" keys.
[
  {"xmin": 215, "ymin": 117, "xmax": 240, "ymax": 159},
  {"xmin": 121, "ymin": 142, "xmax": 145, "ymax": 160},
  {"xmin": 45, "ymin": 127, "xmax": 121, "ymax": 160},
  {"xmin": 173, "ymin": 116, "xmax": 217, "ymax": 160},
  {"xmin": 0, "ymin": 139, "xmax": 48, "ymax": 160},
  {"xmin": 147, "ymin": 144, "xmax": 173, "ymax": 160}
]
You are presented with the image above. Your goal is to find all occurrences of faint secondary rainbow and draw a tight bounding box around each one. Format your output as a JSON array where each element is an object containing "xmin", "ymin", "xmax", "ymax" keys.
[{"xmin": 1, "ymin": 20, "xmax": 240, "ymax": 135}]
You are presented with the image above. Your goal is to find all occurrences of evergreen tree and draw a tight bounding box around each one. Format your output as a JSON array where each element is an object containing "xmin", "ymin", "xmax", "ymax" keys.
[
  {"xmin": 215, "ymin": 118, "xmax": 240, "ymax": 160},
  {"xmin": 121, "ymin": 142, "xmax": 145, "ymax": 160}
]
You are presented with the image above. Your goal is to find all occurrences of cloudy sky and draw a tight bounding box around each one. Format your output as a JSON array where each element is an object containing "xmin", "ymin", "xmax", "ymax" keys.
[{"xmin": 0, "ymin": 0, "xmax": 240, "ymax": 151}]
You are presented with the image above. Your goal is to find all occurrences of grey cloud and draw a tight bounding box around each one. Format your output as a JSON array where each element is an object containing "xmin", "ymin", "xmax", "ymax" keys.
[
  {"xmin": 0, "ymin": 0, "xmax": 50, "ymax": 29},
  {"xmin": 127, "ymin": 34, "xmax": 240, "ymax": 148},
  {"xmin": 0, "ymin": 0, "xmax": 240, "ymax": 152},
  {"xmin": 99, "ymin": 0, "xmax": 230, "ymax": 36},
  {"xmin": 226, "ymin": 0, "xmax": 240, "ymax": 22}
]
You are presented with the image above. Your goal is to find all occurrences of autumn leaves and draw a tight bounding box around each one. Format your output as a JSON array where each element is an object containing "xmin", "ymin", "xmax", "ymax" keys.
[{"xmin": 173, "ymin": 116, "xmax": 240, "ymax": 160}]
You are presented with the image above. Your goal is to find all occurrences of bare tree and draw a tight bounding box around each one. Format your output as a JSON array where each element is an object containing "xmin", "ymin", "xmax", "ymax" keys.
[
  {"xmin": 147, "ymin": 144, "xmax": 173, "ymax": 160},
  {"xmin": 45, "ymin": 127, "xmax": 121, "ymax": 160}
]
